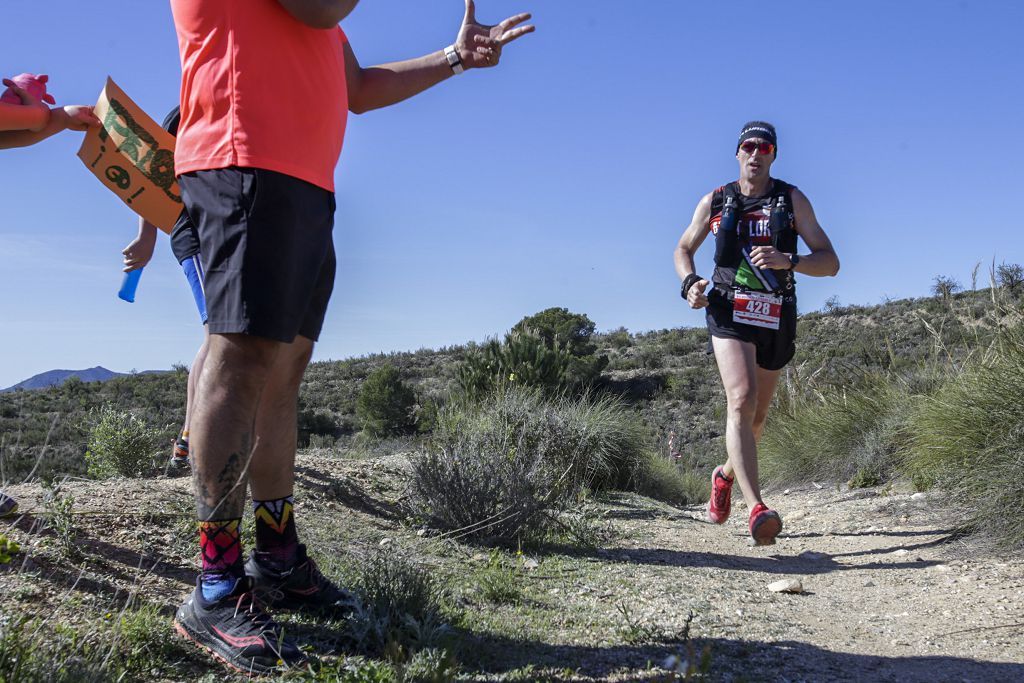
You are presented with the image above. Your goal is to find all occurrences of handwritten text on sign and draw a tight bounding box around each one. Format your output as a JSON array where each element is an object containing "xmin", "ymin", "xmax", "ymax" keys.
[{"xmin": 77, "ymin": 78, "xmax": 181, "ymax": 233}]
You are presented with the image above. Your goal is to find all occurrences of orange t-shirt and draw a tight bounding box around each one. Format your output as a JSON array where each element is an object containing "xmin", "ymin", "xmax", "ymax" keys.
[{"xmin": 170, "ymin": 0, "xmax": 348, "ymax": 192}]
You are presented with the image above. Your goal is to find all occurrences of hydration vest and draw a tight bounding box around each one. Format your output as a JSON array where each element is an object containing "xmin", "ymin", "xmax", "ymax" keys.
[{"xmin": 711, "ymin": 179, "xmax": 798, "ymax": 295}]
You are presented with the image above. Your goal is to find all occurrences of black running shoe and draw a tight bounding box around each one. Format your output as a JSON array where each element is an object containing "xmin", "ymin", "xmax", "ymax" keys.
[
  {"xmin": 245, "ymin": 545, "xmax": 360, "ymax": 618},
  {"xmin": 0, "ymin": 492, "xmax": 18, "ymax": 518},
  {"xmin": 174, "ymin": 576, "xmax": 306, "ymax": 675}
]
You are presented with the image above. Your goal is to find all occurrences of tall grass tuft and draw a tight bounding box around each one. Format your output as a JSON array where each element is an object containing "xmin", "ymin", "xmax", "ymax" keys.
[
  {"xmin": 906, "ymin": 320, "xmax": 1024, "ymax": 549},
  {"xmin": 760, "ymin": 372, "xmax": 916, "ymax": 487}
]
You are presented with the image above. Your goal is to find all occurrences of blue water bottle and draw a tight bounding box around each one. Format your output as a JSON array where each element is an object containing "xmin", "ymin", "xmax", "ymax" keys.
[{"xmin": 118, "ymin": 268, "xmax": 143, "ymax": 303}]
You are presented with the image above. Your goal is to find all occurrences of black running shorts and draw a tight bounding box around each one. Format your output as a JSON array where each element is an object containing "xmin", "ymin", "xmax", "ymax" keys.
[
  {"xmin": 705, "ymin": 288, "xmax": 797, "ymax": 371},
  {"xmin": 178, "ymin": 167, "xmax": 336, "ymax": 343}
]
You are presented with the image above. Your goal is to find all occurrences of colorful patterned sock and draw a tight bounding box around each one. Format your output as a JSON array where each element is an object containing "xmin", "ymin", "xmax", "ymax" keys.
[
  {"xmin": 253, "ymin": 495, "xmax": 299, "ymax": 572},
  {"xmin": 199, "ymin": 518, "xmax": 244, "ymax": 602},
  {"xmin": 173, "ymin": 429, "xmax": 190, "ymax": 460}
]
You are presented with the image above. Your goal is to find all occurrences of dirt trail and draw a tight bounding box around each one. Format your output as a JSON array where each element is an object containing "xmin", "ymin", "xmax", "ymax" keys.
[
  {"xmin": 2, "ymin": 454, "xmax": 1022, "ymax": 682},
  {"xmin": 597, "ymin": 484, "xmax": 1024, "ymax": 682}
]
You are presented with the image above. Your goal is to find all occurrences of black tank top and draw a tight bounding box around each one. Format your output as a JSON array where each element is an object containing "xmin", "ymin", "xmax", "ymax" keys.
[{"xmin": 708, "ymin": 179, "xmax": 797, "ymax": 292}]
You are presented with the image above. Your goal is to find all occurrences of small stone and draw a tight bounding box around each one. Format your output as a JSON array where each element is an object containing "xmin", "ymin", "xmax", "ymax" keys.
[
  {"xmin": 863, "ymin": 581, "xmax": 876, "ymax": 587},
  {"xmin": 768, "ymin": 578, "xmax": 803, "ymax": 594},
  {"xmin": 798, "ymin": 551, "xmax": 828, "ymax": 561},
  {"xmin": 788, "ymin": 510, "xmax": 808, "ymax": 521},
  {"xmin": 736, "ymin": 609, "xmax": 744, "ymax": 617},
  {"xmin": 416, "ymin": 528, "xmax": 427, "ymax": 537},
  {"xmin": 379, "ymin": 537, "xmax": 393, "ymax": 547},
  {"xmin": 471, "ymin": 552, "xmax": 486, "ymax": 562},
  {"xmin": 910, "ymin": 492, "xmax": 927, "ymax": 501},
  {"xmin": 892, "ymin": 549, "xmax": 910, "ymax": 557},
  {"xmin": 523, "ymin": 558, "xmax": 540, "ymax": 570},
  {"xmin": 783, "ymin": 489, "xmax": 791, "ymax": 495}
]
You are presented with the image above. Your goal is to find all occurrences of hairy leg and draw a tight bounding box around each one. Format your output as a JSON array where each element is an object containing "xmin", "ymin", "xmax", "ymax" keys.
[
  {"xmin": 249, "ymin": 336, "xmax": 314, "ymax": 502},
  {"xmin": 183, "ymin": 328, "xmax": 210, "ymax": 433},
  {"xmin": 713, "ymin": 336, "xmax": 764, "ymax": 508},
  {"xmin": 190, "ymin": 333, "xmax": 280, "ymax": 521}
]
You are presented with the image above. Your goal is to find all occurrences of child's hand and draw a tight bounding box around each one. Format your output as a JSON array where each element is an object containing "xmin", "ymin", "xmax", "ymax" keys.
[
  {"xmin": 122, "ymin": 239, "xmax": 155, "ymax": 271},
  {"xmin": 61, "ymin": 105, "xmax": 100, "ymax": 131},
  {"xmin": 122, "ymin": 226, "xmax": 157, "ymax": 271},
  {"xmin": 1, "ymin": 78, "xmax": 49, "ymax": 131}
]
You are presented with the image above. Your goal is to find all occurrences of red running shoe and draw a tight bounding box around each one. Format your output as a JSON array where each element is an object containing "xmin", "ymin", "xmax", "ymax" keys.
[
  {"xmin": 749, "ymin": 503, "xmax": 782, "ymax": 545},
  {"xmin": 707, "ymin": 466, "xmax": 734, "ymax": 524}
]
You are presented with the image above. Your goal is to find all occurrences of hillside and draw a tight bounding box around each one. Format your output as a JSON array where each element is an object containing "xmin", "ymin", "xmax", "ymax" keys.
[
  {"xmin": 0, "ymin": 288, "xmax": 1009, "ymax": 484},
  {"xmin": 2, "ymin": 286, "xmax": 1023, "ymax": 681},
  {"xmin": 1, "ymin": 366, "xmax": 125, "ymax": 393}
]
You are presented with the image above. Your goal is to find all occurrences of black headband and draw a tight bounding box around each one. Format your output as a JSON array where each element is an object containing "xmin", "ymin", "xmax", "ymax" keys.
[{"xmin": 737, "ymin": 121, "xmax": 777, "ymax": 154}]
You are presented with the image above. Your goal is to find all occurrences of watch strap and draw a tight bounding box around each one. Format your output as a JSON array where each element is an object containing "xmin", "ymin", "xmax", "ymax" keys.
[{"xmin": 444, "ymin": 45, "xmax": 465, "ymax": 75}]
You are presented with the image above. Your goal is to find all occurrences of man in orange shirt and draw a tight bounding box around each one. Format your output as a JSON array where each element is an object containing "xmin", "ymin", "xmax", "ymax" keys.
[{"xmin": 168, "ymin": 0, "xmax": 533, "ymax": 673}]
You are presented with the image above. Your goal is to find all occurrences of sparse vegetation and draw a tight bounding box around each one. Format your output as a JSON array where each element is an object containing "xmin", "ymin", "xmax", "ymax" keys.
[
  {"xmin": 409, "ymin": 387, "xmax": 651, "ymax": 543},
  {"xmin": 4, "ymin": 285, "xmax": 1024, "ymax": 680}
]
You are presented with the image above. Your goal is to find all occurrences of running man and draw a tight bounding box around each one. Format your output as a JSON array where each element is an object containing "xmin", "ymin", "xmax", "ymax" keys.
[
  {"xmin": 121, "ymin": 106, "xmax": 207, "ymax": 471},
  {"xmin": 168, "ymin": 0, "xmax": 533, "ymax": 673},
  {"xmin": 674, "ymin": 121, "xmax": 840, "ymax": 545}
]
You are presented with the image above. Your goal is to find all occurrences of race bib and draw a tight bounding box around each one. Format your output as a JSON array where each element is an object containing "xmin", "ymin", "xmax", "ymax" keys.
[{"xmin": 733, "ymin": 291, "xmax": 783, "ymax": 330}]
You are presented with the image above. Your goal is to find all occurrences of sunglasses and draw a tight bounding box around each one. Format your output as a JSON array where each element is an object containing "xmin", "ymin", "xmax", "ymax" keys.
[{"xmin": 739, "ymin": 140, "xmax": 776, "ymax": 156}]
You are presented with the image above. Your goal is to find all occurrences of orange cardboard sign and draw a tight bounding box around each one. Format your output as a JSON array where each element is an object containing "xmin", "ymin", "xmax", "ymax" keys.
[{"xmin": 77, "ymin": 77, "xmax": 181, "ymax": 233}]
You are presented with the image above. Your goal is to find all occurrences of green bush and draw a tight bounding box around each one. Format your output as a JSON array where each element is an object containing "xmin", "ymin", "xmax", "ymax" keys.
[
  {"xmin": 356, "ymin": 365, "xmax": 416, "ymax": 438},
  {"xmin": 83, "ymin": 405, "xmax": 165, "ymax": 478},
  {"xmin": 456, "ymin": 331, "xmax": 571, "ymax": 401},
  {"xmin": 906, "ymin": 320, "xmax": 1024, "ymax": 549},
  {"xmin": 409, "ymin": 388, "xmax": 649, "ymax": 543},
  {"xmin": 456, "ymin": 309, "xmax": 611, "ymax": 401},
  {"xmin": 512, "ymin": 307, "xmax": 609, "ymax": 387}
]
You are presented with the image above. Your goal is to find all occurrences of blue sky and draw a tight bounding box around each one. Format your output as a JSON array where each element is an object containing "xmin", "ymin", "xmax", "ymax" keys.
[{"xmin": 1, "ymin": 0, "xmax": 1022, "ymax": 388}]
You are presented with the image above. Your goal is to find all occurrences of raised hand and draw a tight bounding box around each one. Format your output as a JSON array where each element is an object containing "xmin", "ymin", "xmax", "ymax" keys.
[{"xmin": 455, "ymin": 0, "xmax": 534, "ymax": 69}]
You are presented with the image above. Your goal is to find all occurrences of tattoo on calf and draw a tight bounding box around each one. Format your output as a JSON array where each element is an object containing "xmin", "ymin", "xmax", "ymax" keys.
[{"xmin": 193, "ymin": 441, "xmax": 253, "ymax": 522}]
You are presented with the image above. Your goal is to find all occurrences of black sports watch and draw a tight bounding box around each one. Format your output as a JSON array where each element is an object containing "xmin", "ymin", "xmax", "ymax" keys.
[{"xmin": 788, "ymin": 253, "xmax": 800, "ymax": 270}]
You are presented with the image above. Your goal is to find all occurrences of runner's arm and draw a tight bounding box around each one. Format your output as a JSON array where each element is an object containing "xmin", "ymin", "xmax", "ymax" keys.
[
  {"xmin": 277, "ymin": 0, "xmax": 359, "ymax": 29},
  {"xmin": 675, "ymin": 193, "xmax": 714, "ymax": 309},
  {"xmin": 790, "ymin": 189, "xmax": 840, "ymax": 277},
  {"xmin": 674, "ymin": 192, "xmax": 713, "ymax": 281}
]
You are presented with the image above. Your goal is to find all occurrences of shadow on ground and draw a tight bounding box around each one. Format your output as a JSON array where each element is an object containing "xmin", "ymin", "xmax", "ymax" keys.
[{"xmin": 458, "ymin": 629, "xmax": 1024, "ymax": 682}]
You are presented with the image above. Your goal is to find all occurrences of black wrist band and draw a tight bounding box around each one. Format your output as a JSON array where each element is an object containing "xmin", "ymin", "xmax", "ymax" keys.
[{"xmin": 681, "ymin": 273, "xmax": 701, "ymax": 299}]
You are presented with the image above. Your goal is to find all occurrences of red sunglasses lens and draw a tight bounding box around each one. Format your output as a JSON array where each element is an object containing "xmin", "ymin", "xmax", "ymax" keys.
[{"xmin": 741, "ymin": 141, "xmax": 774, "ymax": 155}]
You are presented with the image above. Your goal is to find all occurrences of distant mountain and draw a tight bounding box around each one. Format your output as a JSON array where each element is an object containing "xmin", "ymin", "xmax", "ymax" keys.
[{"xmin": 2, "ymin": 366, "xmax": 126, "ymax": 393}]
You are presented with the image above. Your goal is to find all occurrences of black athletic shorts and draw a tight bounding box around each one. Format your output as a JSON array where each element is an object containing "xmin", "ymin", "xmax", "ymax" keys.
[
  {"xmin": 169, "ymin": 207, "xmax": 200, "ymax": 264},
  {"xmin": 178, "ymin": 167, "xmax": 336, "ymax": 343},
  {"xmin": 705, "ymin": 287, "xmax": 797, "ymax": 371}
]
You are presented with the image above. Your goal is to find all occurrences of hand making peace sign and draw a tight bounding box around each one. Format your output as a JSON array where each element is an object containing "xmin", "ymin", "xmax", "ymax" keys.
[{"xmin": 454, "ymin": 0, "xmax": 535, "ymax": 69}]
